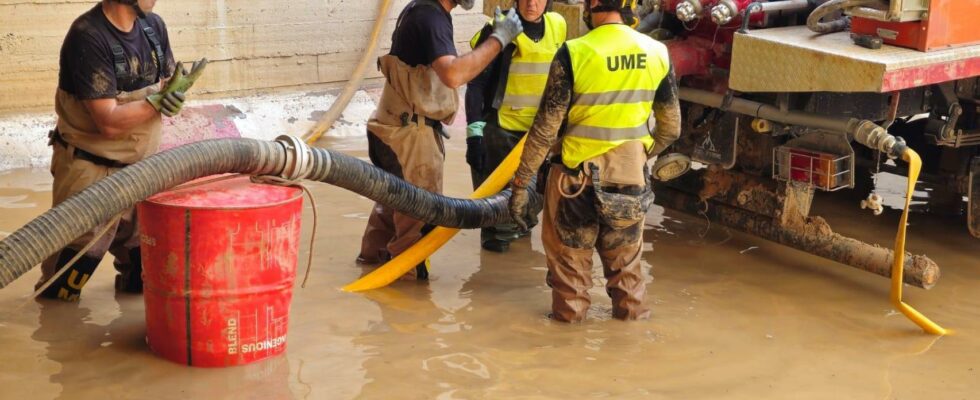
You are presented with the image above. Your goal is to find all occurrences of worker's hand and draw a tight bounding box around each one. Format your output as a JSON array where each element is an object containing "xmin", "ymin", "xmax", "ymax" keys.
[
  {"xmin": 158, "ymin": 92, "xmax": 185, "ymax": 117},
  {"xmin": 147, "ymin": 58, "xmax": 208, "ymax": 116},
  {"xmin": 466, "ymin": 136, "xmax": 485, "ymax": 171},
  {"xmin": 490, "ymin": 7, "xmax": 524, "ymax": 46},
  {"xmin": 508, "ymin": 183, "xmax": 530, "ymax": 232}
]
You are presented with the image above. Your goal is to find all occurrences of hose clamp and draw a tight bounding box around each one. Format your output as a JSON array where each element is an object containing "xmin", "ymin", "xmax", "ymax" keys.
[
  {"xmin": 275, "ymin": 135, "xmax": 313, "ymax": 181},
  {"xmin": 850, "ymin": 120, "xmax": 903, "ymax": 159}
]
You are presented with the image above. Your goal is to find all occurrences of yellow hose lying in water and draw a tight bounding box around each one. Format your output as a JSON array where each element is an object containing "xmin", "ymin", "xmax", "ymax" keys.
[
  {"xmin": 343, "ymin": 136, "xmax": 528, "ymax": 292},
  {"xmin": 893, "ymin": 149, "xmax": 946, "ymax": 335}
]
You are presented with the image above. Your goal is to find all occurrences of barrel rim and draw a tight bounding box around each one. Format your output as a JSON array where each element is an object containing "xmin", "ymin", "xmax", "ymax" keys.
[
  {"xmin": 139, "ymin": 191, "xmax": 304, "ymax": 211},
  {"xmin": 141, "ymin": 175, "xmax": 305, "ymax": 211}
]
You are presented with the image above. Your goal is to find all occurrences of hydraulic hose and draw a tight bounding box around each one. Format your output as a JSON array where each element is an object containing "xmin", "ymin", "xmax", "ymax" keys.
[
  {"xmin": 636, "ymin": 11, "xmax": 663, "ymax": 34},
  {"xmin": 303, "ymin": 0, "xmax": 395, "ymax": 144},
  {"xmin": 806, "ymin": 0, "xmax": 882, "ymax": 34},
  {"xmin": 679, "ymin": 88, "xmax": 908, "ymax": 158},
  {"xmin": 0, "ymin": 137, "xmax": 539, "ymax": 289},
  {"xmin": 343, "ymin": 135, "xmax": 528, "ymax": 292}
]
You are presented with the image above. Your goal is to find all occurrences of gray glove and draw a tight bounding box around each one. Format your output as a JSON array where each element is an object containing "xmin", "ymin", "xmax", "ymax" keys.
[
  {"xmin": 508, "ymin": 183, "xmax": 530, "ymax": 232},
  {"xmin": 490, "ymin": 7, "xmax": 524, "ymax": 46}
]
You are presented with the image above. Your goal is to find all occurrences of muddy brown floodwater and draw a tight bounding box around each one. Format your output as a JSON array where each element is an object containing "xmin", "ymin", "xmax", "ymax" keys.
[{"xmin": 0, "ymin": 133, "xmax": 977, "ymax": 400}]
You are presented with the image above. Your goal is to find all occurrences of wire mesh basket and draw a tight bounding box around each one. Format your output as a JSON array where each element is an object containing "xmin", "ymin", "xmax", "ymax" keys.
[{"xmin": 773, "ymin": 146, "xmax": 853, "ymax": 191}]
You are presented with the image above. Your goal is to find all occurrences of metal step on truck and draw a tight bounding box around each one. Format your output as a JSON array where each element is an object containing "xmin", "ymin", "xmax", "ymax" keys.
[{"xmin": 483, "ymin": 0, "xmax": 980, "ymax": 291}]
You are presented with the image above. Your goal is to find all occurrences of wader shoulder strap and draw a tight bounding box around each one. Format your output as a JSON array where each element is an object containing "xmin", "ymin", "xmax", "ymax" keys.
[
  {"xmin": 108, "ymin": 18, "xmax": 164, "ymax": 82},
  {"xmin": 136, "ymin": 17, "xmax": 164, "ymax": 82},
  {"xmin": 111, "ymin": 43, "xmax": 127, "ymax": 78},
  {"xmin": 491, "ymin": 44, "xmax": 516, "ymax": 110}
]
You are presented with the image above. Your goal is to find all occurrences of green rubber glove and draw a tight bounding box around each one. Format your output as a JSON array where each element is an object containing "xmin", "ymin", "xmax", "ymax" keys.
[
  {"xmin": 147, "ymin": 58, "xmax": 208, "ymax": 116},
  {"xmin": 158, "ymin": 92, "xmax": 185, "ymax": 117}
]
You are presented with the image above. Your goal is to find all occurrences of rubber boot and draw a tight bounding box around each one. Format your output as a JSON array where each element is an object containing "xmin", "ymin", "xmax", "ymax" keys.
[
  {"xmin": 114, "ymin": 247, "xmax": 144, "ymax": 294},
  {"xmin": 38, "ymin": 248, "xmax": 100, "ymax": 302},
  {"xmin": 481, "ymin": 227, "xmax": 510, "ymax": 253},
  {"xmin": 415, "ymin": 258, "xmax": 430, "ymax": 281}
]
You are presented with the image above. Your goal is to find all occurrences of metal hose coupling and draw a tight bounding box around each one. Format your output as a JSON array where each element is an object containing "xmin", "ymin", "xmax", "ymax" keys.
[
  {"xmin": 710, "ymin": 0, "xmax": 738, "ymax": 25},
  {"xmin": 848, "ymin": 119, "xmax": 907, "ymax": 159},
  {"xmin": 675, "ymin": 0, "xmax": 702, "ymax": 22},
  {"xmin": 274, "ymin": 135, "xmax": 316, "ymax": 181}
]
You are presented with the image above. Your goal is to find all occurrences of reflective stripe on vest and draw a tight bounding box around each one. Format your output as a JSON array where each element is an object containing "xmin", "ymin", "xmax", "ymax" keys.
[
  {"xmin": 499, "ymin": 13, "xmax": 566, "ymax": 132},
  {"xmin": 562, "ymin": 24, "xmax": 670, "ymax": 169}
]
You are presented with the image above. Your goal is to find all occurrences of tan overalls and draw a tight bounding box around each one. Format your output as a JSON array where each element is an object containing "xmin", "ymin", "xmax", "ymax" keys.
[
  {"xmin": 37, "ymin": 84, "xmax": 162, "ymax": 300},
  {"xmin": 357, "ymin": 55, "xmax": 459, "ymax": 267},
  {"xmin": 542, "ymin": 141, "xmax": 652, "ymax": 322}
]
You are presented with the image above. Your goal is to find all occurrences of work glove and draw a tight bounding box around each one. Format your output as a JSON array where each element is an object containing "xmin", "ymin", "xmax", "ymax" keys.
[
  {"xmin": 490, "ymin": 7, "xmax": 524, "ymax": 46},
  {"xmin": 508, "ymin": 183, "xmax": 530, "ymax": 232},
  {"xmin": 466, "ymin": 136, "xmax": 485, "ymax": 172},
  {"xmin": 154, "ymin": 92, "xmax": 185, "ymax": 117},
  {"xmin": 147, "ymin": 58, "xmax": 208, "ymax": 117},
  {"xmin": 465, "ymin": 121, "xmax": 486, "ymax": 171}
]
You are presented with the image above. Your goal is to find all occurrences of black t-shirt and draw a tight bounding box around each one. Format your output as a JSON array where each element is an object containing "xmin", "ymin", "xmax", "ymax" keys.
[
  {"xmin": 389, "ymin": 0, "xmax": 458, "ymax": 67},
  {"xmin": 58, "ymin": 4, "xmax": 176, "ymax": 100}
]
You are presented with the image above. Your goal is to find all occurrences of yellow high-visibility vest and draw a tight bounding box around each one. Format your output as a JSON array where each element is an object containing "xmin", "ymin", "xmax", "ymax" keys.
[
  {"xmin": 471, "ymin": 12, "xmax": 567, "ymax": 132},
  {"xmin": 562, "ymin": 23, "xmax": 670, "ymax": 169}
]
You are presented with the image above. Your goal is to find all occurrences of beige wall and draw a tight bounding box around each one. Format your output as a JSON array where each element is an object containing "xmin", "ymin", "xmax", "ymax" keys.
[{"xmin": 0, "ymin": 0, "xmax": 488, "ymax": 114}]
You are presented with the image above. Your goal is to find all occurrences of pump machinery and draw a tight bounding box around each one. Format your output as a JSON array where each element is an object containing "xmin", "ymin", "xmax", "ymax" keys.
[{"xmin": 485, "ymin": 0, "xmax": 980, "ymax": 290}]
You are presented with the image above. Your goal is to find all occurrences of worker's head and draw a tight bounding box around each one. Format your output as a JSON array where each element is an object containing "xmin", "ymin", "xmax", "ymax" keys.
[
  {"xmin": 583, "ymin": 0, "xmax": 637, "ymax": 29},
  {"xmin": 107, "ymin": 0, "xmax": 156, "ymax": 14},
  {"xmin": 516, "ymin": 0, "xmax": 548, "ymax": 23},
  {"xmin": 454, "ymin": 0, "xmax": 475, "ymax": 11}
]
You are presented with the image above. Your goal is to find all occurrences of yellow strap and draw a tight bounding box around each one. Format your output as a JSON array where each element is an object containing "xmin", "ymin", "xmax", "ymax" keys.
[
  {"xmin": 342, "ymin": 135, "xmax": 528, "ymax": 292},
  {"xmin": 892, "ymin": 149, "xmax": 946, "ymax": 335}
]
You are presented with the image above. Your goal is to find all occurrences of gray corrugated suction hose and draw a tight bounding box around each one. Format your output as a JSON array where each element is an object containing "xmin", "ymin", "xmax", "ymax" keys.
[{"xmin": 0, "ymin": 137, "xmax": 538, "ymax": 289}]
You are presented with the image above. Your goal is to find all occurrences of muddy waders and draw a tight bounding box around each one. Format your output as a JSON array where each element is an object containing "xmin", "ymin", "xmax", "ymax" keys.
[
  {"xmin": 38, "ymin": 84, "xmax": 164, "ymax": 301},
  {"xmin": 357, "ymin": 55, "xmax": 459, "ymax": 279}
]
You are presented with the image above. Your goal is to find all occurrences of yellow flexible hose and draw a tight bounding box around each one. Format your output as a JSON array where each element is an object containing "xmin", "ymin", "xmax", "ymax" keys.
[
  {"xmin": 343, "ymin": 136, "xmax": 528, "ymax": 292},
  {"xmin": 892, "ymin": 149, "xmax": 946, "ymax": 335},
  {"xmin": 303, "ymin": 0, "xmax": 394, "ymax": 144}
]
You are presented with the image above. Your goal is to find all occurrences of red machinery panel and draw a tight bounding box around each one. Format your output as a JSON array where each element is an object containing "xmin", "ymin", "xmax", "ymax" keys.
[{"xmin": 851, "ymin": 0, "xmax": 980, "ymax": 51}]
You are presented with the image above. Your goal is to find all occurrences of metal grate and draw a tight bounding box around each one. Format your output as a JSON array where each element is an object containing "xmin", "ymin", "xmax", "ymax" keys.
[{"xmin": 773, "ymin": 146, "xmax": 853, "ymax": 191}]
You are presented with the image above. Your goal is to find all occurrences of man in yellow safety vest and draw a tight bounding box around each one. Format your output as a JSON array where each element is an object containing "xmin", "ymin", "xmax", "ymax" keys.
[
  {"xmin": 507, "ymin": 0, "xmax": 682, "ymax": 322},
  {"xmin": 464, "ymin": 0, "xmax": 567, "ymax": 253}
]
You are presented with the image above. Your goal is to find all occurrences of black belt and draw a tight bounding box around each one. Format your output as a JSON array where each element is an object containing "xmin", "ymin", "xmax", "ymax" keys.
[
  {"xmin": 48, "ymin": 130, "xmax": 131, "ymax": 169},
  {"xmin": 401, "ymin": 112, "xmax": 450, "ymax": 139},
  {"xmin": 549, "ymin": 155, "xmax": 579, "ymax": 175}
]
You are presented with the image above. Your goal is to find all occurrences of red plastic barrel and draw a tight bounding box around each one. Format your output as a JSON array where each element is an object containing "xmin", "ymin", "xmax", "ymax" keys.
[{"xmin": 137, "ymin": 175, "xmax": 303, "ymax": 367}]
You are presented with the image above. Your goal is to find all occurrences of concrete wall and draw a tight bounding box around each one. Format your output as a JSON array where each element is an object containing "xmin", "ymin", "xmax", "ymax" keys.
[{"xmin": 0, "ymin": 0, "xmax": 488, "ymax": 114}]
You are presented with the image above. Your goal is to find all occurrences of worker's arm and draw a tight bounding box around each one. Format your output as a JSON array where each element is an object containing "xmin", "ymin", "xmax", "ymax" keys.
[
  {"xmin": 512, "ymin": 45, "xmax": 574, "ymax": 188},
  {"xmin": 464, "ymin": 24, "xmax": 502, "ymax": 171},
  {"xmin": 432, "ymin": 38, "xmax": 504, "ymax": 89},
  {"xmin": 648, "ymin": 66, "xmax": 682, "ymax": 157},
  {"xmin": 83, "ymin": 97, "xmax": 160, "ymax": 139},
  {"xmin": 82, "ymin": 59, "xmax": 207, "ymax": 139},
  {"xmin": 507, "ymin": 45, "xmax": 572, "ymax": 230},
  {"xmin": 464, "ymin": 24, "xmax": 499, "ymax": 124},
  {"xmin": 431, "ymin": 7, "xmax": 522, "ymax": 89}
]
